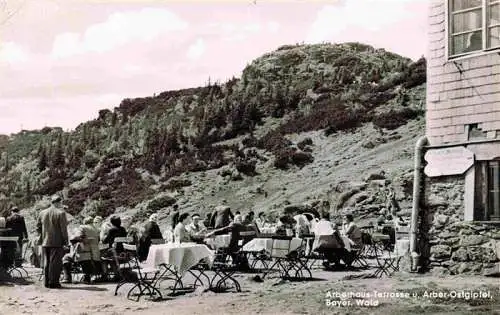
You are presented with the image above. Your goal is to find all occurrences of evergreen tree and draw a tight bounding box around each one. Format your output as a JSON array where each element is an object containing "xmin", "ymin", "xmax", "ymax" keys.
[
  {"xmin": 51, "ymin": 133, "xmax": 65, "ymax": 168},
  {"xmin": 25, "ymin": 181, "xmax": 32, "ymax": 202},
  {"xmin": 2, "ymin": 152, "xmax": 9, "ymax": 172},
  {"xmin": 111, "ymin": 112, "xmax": 118, "ymax": 127},
  {"xmin": 38, "ymin": 145, "xmax": 48, "ymax": 171}
]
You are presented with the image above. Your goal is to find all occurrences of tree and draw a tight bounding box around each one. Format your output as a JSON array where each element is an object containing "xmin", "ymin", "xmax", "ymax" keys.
[
  {"xmin": 2, "ymin": 152, "xmax": 9, "ymax": 172},
  {"xmin": 51, "ymin": 133, "xmax": 64, "ymax": 168},
  {"xmin": 38, "ymin": 145, "xmax": 48, "ymax": 171},
  {"xmin": 111, "ymin": 112, "xmax": 118, "ymax": 127}
]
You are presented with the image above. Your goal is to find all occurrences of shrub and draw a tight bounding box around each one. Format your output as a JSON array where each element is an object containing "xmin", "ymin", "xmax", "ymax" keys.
[
  {"xmin": 36, "ymin": 178, "xmax": 64, "ymax": 195},
  {"xmin": 163, "ymin": 178, "xmax": 192, "ymax": 190},
  {"xmin": 257, "ymin": 132, "xmax": 291, "ymax": 152},
  {"xmin": 82, "ymin": 151, "xmax": 99, "ymax": 169},
  {"xmin": 242, "ymin": 136, "xmax": 258, "ymax": 148},
  {"xmin": 373, "ymin": 108, "xmax": 423, "ymax": 130},
  {"xmin": 147, "ymin": 195, "xmax": 176, "ymax": 211},
  {"xmin": 290, "ymin": 151, "xmax": 314, "ymax": 167},
  {"xmin": 273, "ymin": 149, "xmax": 293, "ymax": 170},
  {"xmin": 235, "ymin": 159, "xmax": 257, "ymax": 176},
  {"xmin": 297, "ymin": 137, "xmax": 313, "ymax": 151},
  {"xmin": 277, "ymin": 102, "xmax": 363, "ymax": 136}
]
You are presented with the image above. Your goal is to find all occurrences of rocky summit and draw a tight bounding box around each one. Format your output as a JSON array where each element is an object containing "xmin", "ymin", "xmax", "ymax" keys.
[{"xmin": 0, "ymin": 42, "xmax": 426, "ymax": 232}]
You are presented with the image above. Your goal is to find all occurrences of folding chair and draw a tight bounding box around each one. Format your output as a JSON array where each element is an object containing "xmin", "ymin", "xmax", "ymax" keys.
[
  {"xmin": 302, "ymin": 234, "xmax": 325, "ymax": 269},
  {"xmin": 209, "ymin": 247, "xmax": 241, "ymax": 293},
  {"xmin": 101, "ymin": 237, "xmax": 134, "ymax": 279},
  {"xmin": 262, "ymin": 236, "xmax": 310, "ymax": 280},
  {"xmin": 373, "ymin": 245, "xmax": 405, "ymax": 278},
  {"xmin": 350, "ymin": 233, "xmax": 373, "ymax": 269},
  {"xmin": 307, "ymin": 234, "xmax": 340, "ymax": 270},
  {"xmin": 350, "ymin": 243, "xmax": 369, "ymax": 269},
  {"xmin": 113, "ymin": 244, "xmax": 162, "ymax": 301},
  {"xmin": 0, "ymin": 236, "xmax": 29, "ymax": 279}
]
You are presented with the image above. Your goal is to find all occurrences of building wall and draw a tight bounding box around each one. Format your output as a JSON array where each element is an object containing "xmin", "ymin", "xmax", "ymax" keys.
[
  {"xmin": 421, "ymin": 176, "xmax": 500, "ymax": 275},
  {"xmin": 427, "ymin": 0, "xmax": 500, "ymax": 146}
]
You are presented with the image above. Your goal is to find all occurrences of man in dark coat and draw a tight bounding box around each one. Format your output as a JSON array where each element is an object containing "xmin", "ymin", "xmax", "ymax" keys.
[
  {"xmin": 138, "ymin": 214, "xmax": 163, "ymax": 261},
  {"xmin": 6, "ymin": 206, "xmax": 28, "ymax": 264}
]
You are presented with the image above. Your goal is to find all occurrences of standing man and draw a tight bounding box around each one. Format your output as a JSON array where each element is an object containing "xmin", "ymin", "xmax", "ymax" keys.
[
  {"xmin": 37, "ymin": 195, "xmax": 69, "ymax": 289},
  {"xmin": 6, "ymin": 206, "xmax": 28, "ymax": 265}
]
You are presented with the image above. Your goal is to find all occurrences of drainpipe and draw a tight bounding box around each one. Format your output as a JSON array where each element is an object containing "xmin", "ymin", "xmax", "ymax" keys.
[{"xmin": 409, "ymin": 135, "xmax": 428, "ymax": 272}]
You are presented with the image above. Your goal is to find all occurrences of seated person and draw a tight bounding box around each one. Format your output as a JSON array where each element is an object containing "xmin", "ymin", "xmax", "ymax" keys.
[
  {"xmin": 313, "ymin": 222, "xmax": 350, "ymax": 268},
  {"xmin": 0, "ymin": 217, "xmax": 15, "ymax": 270},
  {"xmin": 255, "ymin": 212, "xmax": 267, "ymax": 229},
  {"xmin": 100, "ymin": 216, "xmax": 130, "ymax": 281},
  {"xmin": 342, "ymin": 214, "xmax": 362, "ymax": 246},
  {"xmin": 173, "ymin": 213, "xmax": 192, "ymax": 243},
  {"xmin": 186, "ymin": 213, "xmax": 207, "ymax": 242},
  {"xmin": 62, "ymin": 218, "xmax": 104, "ymax": 284},
  {"xmin": 138, "ymin": 214, "xmax": 163, "ymax": 261},
  {"xmin": 102, "ymin": 215, "xmax": 127, "ymax": 251},
  {"xmin": 202, "ymin": 213, "xmax": 212, "ymax": 230},
  {"xmin": 313, "ymin": 213, "xmax": 335, "ymax": 236},
  {"xmin": 275, "ymin": 215, "xmax": 295, "ymax": 236},
  {"xmin": 242, "ymin": 213, "xmax": 260, "ymax": 235},
  {"xmin": 206, "ymin": 215, "xmax": 249, "ymax": 269}
]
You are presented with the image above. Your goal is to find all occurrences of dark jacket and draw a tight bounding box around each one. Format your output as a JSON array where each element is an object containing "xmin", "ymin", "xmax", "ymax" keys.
[
  {"xmin": 6, "ymin": 213, "xmax": 28, "ymax": 240},
  {"xmin": 0, "ymin": 228, "xmax": 15, "ymax": 268},
  {"xmin": 143, "ymin": 221, "xmax": 163, "ymax": 240},
  {"xmin": 214, "ymin": 208, "xmax": 234, "ymax": 229},
  {"xmin": 103, "ymin": 225, "xmax": 127, "ymax": 251},
  {"xmin": 212, "ymin": 222, "xmax": 245, "ymax": 252},
  {"xmin": 138, "ymin": 221, "xmax": 163, "ymax": 261}
]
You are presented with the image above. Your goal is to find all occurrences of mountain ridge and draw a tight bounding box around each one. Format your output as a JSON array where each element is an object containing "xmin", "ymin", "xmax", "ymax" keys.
[{"xmin": 0, "ymin": 42, "xmax": 426, "ymax": 230}]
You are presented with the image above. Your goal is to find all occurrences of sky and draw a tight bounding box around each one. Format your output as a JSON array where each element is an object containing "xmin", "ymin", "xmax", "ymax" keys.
[{"xmin": 0, "ymin": 0, "xmax": 428, "ymax": 135}]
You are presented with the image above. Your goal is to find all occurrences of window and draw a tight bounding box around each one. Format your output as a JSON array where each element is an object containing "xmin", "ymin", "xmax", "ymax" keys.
[
  {"xmin": 449, "ymin": 0, "xmax": 500, "ymax": 56},
  {"xmin": 474, "ymin": 160, "xmax": 500, "ymax": 221}
]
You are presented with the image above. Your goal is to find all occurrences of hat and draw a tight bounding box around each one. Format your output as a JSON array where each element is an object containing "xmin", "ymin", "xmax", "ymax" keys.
[{"xmin": 51, "ymin": 195, "xmax": 62, "ymax": 203}]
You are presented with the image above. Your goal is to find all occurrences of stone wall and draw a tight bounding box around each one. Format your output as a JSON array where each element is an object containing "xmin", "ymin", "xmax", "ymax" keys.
[{"xmin": 421, "ymin": 176, "xmax": 500, "ymax": 275}]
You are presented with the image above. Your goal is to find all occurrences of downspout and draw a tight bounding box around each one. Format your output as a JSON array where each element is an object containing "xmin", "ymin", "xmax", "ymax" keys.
[{"xmin": 409, "ymin": 135, "xmax": 428, "ymax": 272}]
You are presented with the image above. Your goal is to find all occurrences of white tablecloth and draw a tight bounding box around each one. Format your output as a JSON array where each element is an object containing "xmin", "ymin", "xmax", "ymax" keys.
[
  {"xmin": 204, "ymin": 234, "xmax": 231, "ymax": 249},
  {"xmin": 259, "ymin": 227, "xmax": 276, "ymax": 234},
  {"xmin": 372, "ymin": 233, "xmax": 390, "ymax": 242},
  {"xmin": 242, "ymin": 238, "xmax": 304, "ymax": 257},
  {"xmin": 145, "ymin": 243, "xmax": 215, "ymax": 275}
]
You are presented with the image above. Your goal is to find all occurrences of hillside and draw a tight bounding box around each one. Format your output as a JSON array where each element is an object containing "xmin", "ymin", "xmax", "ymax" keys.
[{"xmin": 0, "ymin": 42, "xmax": 426, "ymax": 231}]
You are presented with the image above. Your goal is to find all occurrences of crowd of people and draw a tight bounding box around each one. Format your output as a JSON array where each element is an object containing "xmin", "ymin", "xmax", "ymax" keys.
[{"xmin": 0, "ymin": 193, "xmax": 384, "ymax": 288}]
